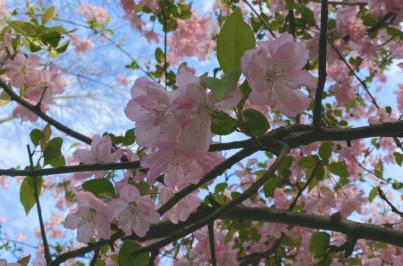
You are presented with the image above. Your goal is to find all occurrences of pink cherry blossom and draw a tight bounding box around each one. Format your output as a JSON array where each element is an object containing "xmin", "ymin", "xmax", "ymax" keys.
[
  {"xmin": 73, "ymin": 135, "xmax": 123, "ymax": 179},
  {"xmin": 6, "ymin": 53, "xmax": 40, "ymax": 88},
  {"xmin": 167, "ymin": 12, "xmax": 216, "ymax": 65},
  {"xmin": 78, "ymin": 4, "xmax": 108, "ymax": 23},
  {"xmin": 160, "ymin": 186, "xmax": 200, "ymax": 224},
  {"xmin": 141, "ymin": 142, "xmax": 205, "ymax": 188},
  {"xmin": 64, "ymin": 191, "xmax": 113, "ymax": 243},
  {"xmin": 274, "ymin": 188, "xmax": 290, "ymax": 209},
  {"xmin": 109, "ymin": 184, "xmax": 159, "ymax": 237},
  {"xmin": 124, "ymin": 77, "xmax": 177, "ymax": 148},
  {"xmin": 70, "ymin": 34, "xmax": 94, "ymax": 53},
  {"xmin": 172, "ymin": 68, "xmax": 212, "ymax": 154},
  {"xmin": 395, "ymin": 84, "xmax": 403, "ymax": 113},
  {"xmin": 241, "ymin": 33, "xmax": 316, "ymax": 116},
  {"xmin": 0, "ymin": 259, "xmax": 20, "ymax": 266}
]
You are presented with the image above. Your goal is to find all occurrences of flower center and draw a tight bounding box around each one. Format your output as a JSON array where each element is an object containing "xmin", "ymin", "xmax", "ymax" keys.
[{"xmin": 265, "ymin": 71, "xmax": 281, "ymax": 82}]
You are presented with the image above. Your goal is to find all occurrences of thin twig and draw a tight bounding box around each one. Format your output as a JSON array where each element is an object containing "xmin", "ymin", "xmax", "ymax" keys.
[
  {"xmin": 378, "ymin": 187, "xmax": 403, "ymax": 217},
  {"xmin": 0, "ymin": 79, "xmax": 92, "ymax": 145},
  {"xmin": 26, "ymin": 145, "xmax": 52, "ymax": 264},
  {"xmin": 242, "ymin": 0, "xmax": 276, "ymax": 38}
]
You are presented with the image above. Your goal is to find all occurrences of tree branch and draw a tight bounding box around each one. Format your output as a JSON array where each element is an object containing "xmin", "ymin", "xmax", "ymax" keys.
[
  {"xmin": 0, "ymin": 79, "xmax": 92, "ymax": 145},
  {"xmin": 313, "ymin": 0, "xmax": 328, "ymax": 130},
  {"xmin": 0, "ymin": 161, "xmax": 141, "ymax": 177},
  {"xmin": 378, "ymin": 187, "xmax": 403, "ymax": 217},
  {"xmin": 52, "ymin": 203, "xmax": 403, "ymax": 265},
  {"xmin": 157, "ymin": 145, "xmax": 258, "ymax": 215},
  {"xmin": 208, "ymin": 222, "xmax": 217, "ymax": 266},
  {"xmin": 132, "ymin": 144, "xmax": 289, "ymax": 258}
]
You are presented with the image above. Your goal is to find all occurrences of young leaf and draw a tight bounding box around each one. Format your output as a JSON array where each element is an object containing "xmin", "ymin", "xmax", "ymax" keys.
[
  {"xmin": 200, "ymin": 70, "xmax": 238, "ymax": 101},
  {"xmin": 43, "ymin": 137, "xmax": 65, "ymax": 167},
  {"xmin": 309, "ymin": 232, "xmax": 330, "ymax": 258},
  {"xmin": 217, "ymin": 7, "xmax": 256, "ymax": 76},
  {"xmin": 20, "ymin": 176, "xmax": 43, "ymax": 215},
  {"xmin": 241, "ymin": 108, "xmax": 270, "ymax": 136},
  {"xmin": 82, "ymin": 179, "xmax": 117, "ymax": 199},
  {"xmin": 328, "ymin": 162, "xmax": 349, "ymax": 178},
  {"xmin": 119, "ymin": 240, "xmax": 149, "ymax": 266},
  {"xmin": 211, "ymin": 111, "xmax": 238, "ymax": 135}
]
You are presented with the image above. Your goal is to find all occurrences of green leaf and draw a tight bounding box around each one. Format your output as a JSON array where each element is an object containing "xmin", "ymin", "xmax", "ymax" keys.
[
  {"xmin": 309, "ymin": 232, "xmax": 330, "ymax": 258},
  {"xmin": 119, "ymin": 240, "xmax": 149, "ymax": 266},
  {"xmin": 368, "ymin": 187, "xmax": 378, "ymax": 202},
  {"xmin": 39, "ymin": 27, "xmax": 62, "ymax": 47},
  {"xmin": 328, "ymin": 162, "xmax": 349, "ymax": 178},
  {"xmin": 0, "ymin": 91, "xmax": 10, "ymax": 106},
  {"xmin": 9, "ymin": 21, "xmax": 37, "ymax": 36},
  {"xmin": 211, "ymin": 111, "xmax": 238, "ymax": 135},
  {"xmin": 155, "ymin": 48, "xmax": 164, "ymax": 64},
  {"xmin": 82, "ymin": 179, "xmax": 116, "ymax": 199},
  {"xmin": 43, "ymin": 6, "xmax": 56, "ymax": 24},
  {"xmin": 215, "ymin": 183, "xmax": 228, "ymax": 194},
  {"xmin": 216, "ymin": 7, "xmax": 256, "ymax": 76},
  {"xmin": 298, "ymin": 155, "xmax": 318, "ymax": 169},
  {"xmin": 20, "ymin": 176, "xmax": 43, "ymax": 215},
  {"xmin": 55, "ymin": 40, "xmax": 69, "ymax": 54},
  {"xmin": 394, "ymin": 152, "xmax": 403, "ymax": 166},
  {"xmin": 123, "ymin": 129, "xmax": 136, "ymax": 146},
  {"xmin": 43, "ymin": 137, "xmax": 65, "ymax": 167},
  {"xmin": 319, "ymin": 141, "xmax": 332, "ymax": 160},
  {"xmin": 263, "ymin": 178, "xmax": 277, "ymax": 197},
  {"xmin": 241, "ymin": 108, "xmax": 270, "ymax": 136},
  {"xmin": 30, "ymin": 129, "xmax": 43, "ymax": 146},
  {"xmin": 200, "ymin": 70, "xmax": 238, "ymax": 101}
]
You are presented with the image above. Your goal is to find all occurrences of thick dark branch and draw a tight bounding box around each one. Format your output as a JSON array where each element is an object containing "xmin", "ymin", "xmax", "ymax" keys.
[
  {"xmin": 208, "ymin": 223, "xmax": 217, "ymax": 266},
  {"xmin": 0, "ymin": 79, "xmax": 92, "ymax": 145},
  {"xmin": 310, "ymin": 0, "xmax": 367, "ymax": 6},
  {"xmin": 0, "ymin": 161, "xmax": 141, "ymax": 177},
  {"xmin": 227, "ymin": 207, "xmax": 403, "ymax": 247},
  {"xmin": 27, "ymin": 145, "xmax": 52, "ymax": 264},
  {"xmin": 313, "ymin": 0, "xmax": 328, "ymax": 130},
  {"xmin": 52, "ymin": 204, "xmax": 403, "ymax": 265}
]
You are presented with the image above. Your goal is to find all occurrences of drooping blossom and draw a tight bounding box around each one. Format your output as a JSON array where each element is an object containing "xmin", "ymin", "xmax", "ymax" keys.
[
  {"xmin": 73, "ymin": 135, "xmax": 123, "ymax": 179},
  {"xmin": 160, "ymin": 186, "xmax": 201, "ymax": 224},
  {"xmin": 241, "ymin": 33, "xmax": 316, "ymax": 116},
  {"xmin": 395, "ymin": 84, "xmax": 403, "ymax": 113},
  {"xmin": 185, "ymin": 227, "xmax": 239, "ymax": 266},
  {"xmin": 109, "ymin": 184, "xmax": 159, "ymax": 237},
  {"xmin": 124, "ymin": 77, "xmax": 177, "ymax": 148},
  {"xmin": 78, "ymin": 4, "xmax": 109, "ymax": 23},
  {"xmin": 64, "ymin": 191, "xmax": 113, "ymax": 243},
  {"xmin": 125, "ymin": 67, "xmax": 222, "ymax": 188}
]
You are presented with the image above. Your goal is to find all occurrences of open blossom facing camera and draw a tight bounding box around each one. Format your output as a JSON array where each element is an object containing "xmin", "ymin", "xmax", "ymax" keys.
[
  {"xmin": 109, "ymin": 184, "xmax": 159, "ymax": 237},
  {"xmin": 64, "ymin": 191, "xmax": 113, "ymax": 243},
  {"xmin": 241, "ymin": 33, "xmax": 316, "ymax": 116},
  {"xmin": 73, "ymin": 135, "xmax": 123, "ymax": 179}
]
